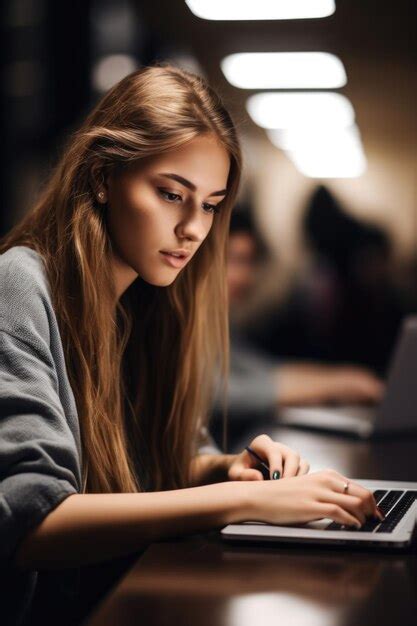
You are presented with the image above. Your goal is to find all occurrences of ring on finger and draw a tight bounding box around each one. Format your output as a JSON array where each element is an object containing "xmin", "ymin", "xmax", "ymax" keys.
[{"xmin": 342, "ymin": 481, "xmax": 350, "ymax": 494}]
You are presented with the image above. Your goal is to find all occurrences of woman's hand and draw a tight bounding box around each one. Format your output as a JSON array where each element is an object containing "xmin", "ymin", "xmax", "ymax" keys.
[
  {"xmin": 228, "ymin": 434, "xmax": 310, "ymax": 481},
  {"xmin": 240, "ymin": 468, "xmax": 384, "ymax": 528}
]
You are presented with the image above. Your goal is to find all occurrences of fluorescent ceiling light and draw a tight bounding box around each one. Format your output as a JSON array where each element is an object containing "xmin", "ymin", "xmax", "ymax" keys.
[
  {"xmin": 267, "ymin": 125, "xmax": 362, "ymax": 151},
  {"xmin": 185, "ymin": 0, "xmax": 335, "ymax": 21},
  {"xmin": 287, "ymin": 135, "xmax": 367, "ymax": 179},
  {"xmin": 246, "ymin": 92, "xmax": 355, "ymax": 129},
  {"xmin": 267, "ymin": 124, "xmax": 367, "ymax": 177},
  {"xmin": 289, "ymin": 150, "xmax": 367, "ymax": 178},
  {"xmin": 221, "ymin": 52, "xmax": 346, "ymax": 89}
]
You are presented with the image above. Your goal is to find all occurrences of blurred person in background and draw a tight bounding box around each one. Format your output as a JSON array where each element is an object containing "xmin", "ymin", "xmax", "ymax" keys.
[
  {"xmin": 246, "ymin": 187, "xmax": 409, "ymax": 376},
  {"xmin": 209, "ymin": 207, "xmax": 385, "ymax": 436}
]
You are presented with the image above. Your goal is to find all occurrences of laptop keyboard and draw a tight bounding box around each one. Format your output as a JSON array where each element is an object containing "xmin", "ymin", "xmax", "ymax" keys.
[{"xmin": 325, "ymin": 489, "xmax": 417, "ymax": 533}]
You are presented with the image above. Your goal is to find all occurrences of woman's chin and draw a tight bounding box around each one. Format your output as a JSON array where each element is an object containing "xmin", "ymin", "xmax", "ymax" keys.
[{"xmin": 143, "ymin": 270, "xmax": 179, "ymax": 287}]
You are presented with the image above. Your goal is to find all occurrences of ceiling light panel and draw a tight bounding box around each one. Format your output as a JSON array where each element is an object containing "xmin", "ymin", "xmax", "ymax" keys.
[
  {"xmin": 185, "ymin": 0, "xmax": 335, "ymax": 21},
  {"xmin": 288, "ymin": 145, "xmax": 367, "ymax": 178},
  {"xmin": 267, "ymin": 124, "xmax": 362, "ymax": 151},
  {"xmin": 221, "ymin": 52, "xmax": 347, "ymax": 89},
  {"xmin": 246, "ymin": 92, "xmax": 355, "ymax": 129}
]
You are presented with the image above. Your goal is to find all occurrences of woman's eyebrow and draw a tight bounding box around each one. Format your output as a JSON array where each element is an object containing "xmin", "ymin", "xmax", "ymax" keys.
[{"xmin": 158, "ymin": 173, "xmax": 227, "ymax": 197}]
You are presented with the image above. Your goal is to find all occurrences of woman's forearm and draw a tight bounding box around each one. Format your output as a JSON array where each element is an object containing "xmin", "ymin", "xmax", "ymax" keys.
[
  {"xmin": 14, "ymin": 481, "xmax": 248, "ymax": 571},
  {"xmin": 189, "ymin": 453, "xmax": 236, "ymax": 485}
]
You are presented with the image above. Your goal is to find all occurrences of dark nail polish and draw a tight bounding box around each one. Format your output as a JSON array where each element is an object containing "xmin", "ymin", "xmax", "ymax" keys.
[{"xmin": 272, "ymin": 470, "xmax": 281, "ymax": 480}]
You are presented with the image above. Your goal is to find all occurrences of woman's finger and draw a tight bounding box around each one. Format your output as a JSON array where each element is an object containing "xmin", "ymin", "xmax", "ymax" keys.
[
  {"xmin": 280, "ymin": 446, "xmax": 301, "ymax": 478},
  {"xmin": 296, "ymin": 459, "xmax": 310, "ymax": 476},
  {"xmin": 248, "ymin": 435, "xmax": 283, "ymax": 479},
  {"xmin": 344, "ymin": 481, "xmax": 380, "ymax": 518},
  {"xmin": 323, "ymin": 492, "xmax": 368, "ymax": 525},
  {"xmin": 327, "ymin": 476, "xmax": 379, "ymax": 519},
  {"xmin": 238, "ymin": 468, "xmax": 264, "ymax": 481},
  {"xmin": 315, "ymin": 502, "xmax": 362, "ymax": 528}
]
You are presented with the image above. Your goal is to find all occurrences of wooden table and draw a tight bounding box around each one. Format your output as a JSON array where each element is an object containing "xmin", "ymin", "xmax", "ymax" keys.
[{"xmin": 86, "ymin": 425, "xmax": 417, "ymax": 626}]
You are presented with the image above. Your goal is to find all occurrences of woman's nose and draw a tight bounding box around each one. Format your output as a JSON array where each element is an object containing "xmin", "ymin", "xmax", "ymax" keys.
[{"xmin": 175, "ymin": 207, "xmax": 210, "ymax": 243}]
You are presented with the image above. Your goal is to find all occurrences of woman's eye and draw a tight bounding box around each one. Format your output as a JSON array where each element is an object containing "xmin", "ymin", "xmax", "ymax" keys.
[
  {"xmin": 158, "ymin": 188, "xmax": 182, "ymax": 203},
  {"xmin": 202, "ymin": 203, "xmax": 220, "ymax": 215},
  {"xmin": 158, "ymin": 188, "xmax": 219, "ymax": 214}
]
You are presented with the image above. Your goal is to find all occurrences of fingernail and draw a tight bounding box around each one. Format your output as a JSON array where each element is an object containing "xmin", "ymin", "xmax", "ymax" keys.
[{"xmin": 272, "ymin": 470, "xmax": 281, "ymax": 480}]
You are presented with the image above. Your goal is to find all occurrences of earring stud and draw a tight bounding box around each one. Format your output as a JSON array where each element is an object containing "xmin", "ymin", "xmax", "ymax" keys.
[{"xmin": 98, "ymin": 191, "xmax": 106, "ymax": 202}]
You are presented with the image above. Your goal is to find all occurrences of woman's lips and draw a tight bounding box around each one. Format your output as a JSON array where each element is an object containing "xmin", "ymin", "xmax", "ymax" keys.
[{"xmin": 159, "ymin": 251, "xmax": 189, "ymax": 269}]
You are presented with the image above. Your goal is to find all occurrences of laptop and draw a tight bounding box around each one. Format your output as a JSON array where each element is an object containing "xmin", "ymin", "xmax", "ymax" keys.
[
  {"xmin": 277, "ymin": 315, "xmax": 417, "ymax": 438},
  {"xmin": 221, "ymin": 479, "xmax": 417, "ymax": 549}
]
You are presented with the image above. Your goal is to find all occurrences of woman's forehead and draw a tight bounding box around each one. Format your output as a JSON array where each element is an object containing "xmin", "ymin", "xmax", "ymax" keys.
[{"xmin": 148, "ymin": 138, "xmax": 230, "ymax": 187}]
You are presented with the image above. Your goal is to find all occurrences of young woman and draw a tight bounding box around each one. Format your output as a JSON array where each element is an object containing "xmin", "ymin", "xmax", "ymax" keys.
[{"xmin": 0, "ymin": 64, "xmax": 382, "ymax": 575}]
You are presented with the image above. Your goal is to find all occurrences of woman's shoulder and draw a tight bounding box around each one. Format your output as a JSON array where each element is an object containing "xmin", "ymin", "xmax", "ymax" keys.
[
  {"xmin": 0, "ymin": 244, "xmax": 47, "ymax": 284},
  {"xmin": 0, "ymin": 245, "xmax": 54, "ymax": 339}
]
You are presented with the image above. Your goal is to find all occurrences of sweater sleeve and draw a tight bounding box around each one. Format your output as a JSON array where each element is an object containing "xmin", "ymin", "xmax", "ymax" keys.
[
  {"xmin": 209, "ymin": 339, "xmax": 280, "ymax": 421},
  {"xmin": 0, "ymin": 328, "xmax": 80, "ymax": 565}
]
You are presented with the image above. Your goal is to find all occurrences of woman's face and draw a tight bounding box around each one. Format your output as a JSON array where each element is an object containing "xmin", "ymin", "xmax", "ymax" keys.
[{"xmin": 104, "ymin": 133, "xmax": 230, "ymax": 297}]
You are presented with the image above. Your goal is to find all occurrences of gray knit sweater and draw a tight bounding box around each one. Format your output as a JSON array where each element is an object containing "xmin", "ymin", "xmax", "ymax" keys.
[
  {"xmin": 0, "ymin": 246, "xmax": 218, "ymax": 571},
  {"xmin": 0, "ymin": 246, "xmax": 82, "ymax": 566}
]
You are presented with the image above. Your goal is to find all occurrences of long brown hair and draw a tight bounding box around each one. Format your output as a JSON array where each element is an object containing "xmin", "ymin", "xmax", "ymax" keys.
[{"xmin": 0, "ymin": 64, "xmax": 242, "ymax": 493}]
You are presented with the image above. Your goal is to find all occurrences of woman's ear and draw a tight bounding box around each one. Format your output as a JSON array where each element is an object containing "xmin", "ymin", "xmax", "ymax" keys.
[{"xmin": 90, "ymin": 163, "xmax": 108, "ymax": 204}]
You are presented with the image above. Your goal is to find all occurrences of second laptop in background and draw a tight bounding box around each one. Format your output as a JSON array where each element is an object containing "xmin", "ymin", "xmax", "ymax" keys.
[{"xmin": 278, "ymin": 316, "xmax": 417, "ymax": 438}]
